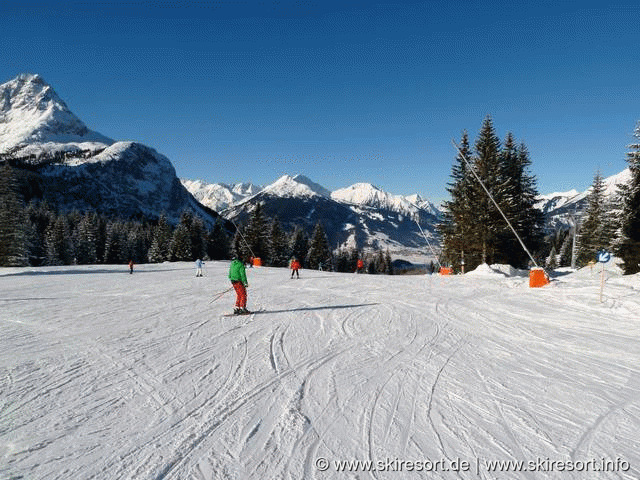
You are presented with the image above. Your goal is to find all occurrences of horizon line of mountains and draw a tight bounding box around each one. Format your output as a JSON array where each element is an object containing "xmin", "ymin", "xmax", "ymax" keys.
[{"xmin": 1, "ymin": 73, "xmax": 629, "ymax": 258}]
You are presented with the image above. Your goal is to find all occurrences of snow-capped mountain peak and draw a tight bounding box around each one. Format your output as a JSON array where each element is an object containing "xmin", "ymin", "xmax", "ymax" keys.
[
  {"xmin": 261, "ymin": 174, "xmax": 331, "ymax": 199},
  {"xmin": 536, "ymin": 168, "xmax": 631, "ymax": 229},
  {"xmin": 232, "ymin": 182, "xmax": 261, "ymax": 196},
  {"xmin": 181, "ymin": 179, "xmax": 261, "ymax": 211},
  {"xmin": 331, "ymin": 182, "xmax": 389, "ymax": 206},
  {"xmin": 331, "ymin": 183, "xmax": 440, "ymax": 216},
  {"xmin": 0, "ymin": 73, "xmax": 112, "ymax": 157}
]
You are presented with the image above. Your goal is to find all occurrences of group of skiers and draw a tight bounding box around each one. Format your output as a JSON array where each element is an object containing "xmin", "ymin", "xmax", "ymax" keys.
[
  {"xmin": 225, "ymin": 256, "xmax": 302, "ymax": 314},
  {"xmin": 223, "ymin": 256, "xmax": 373, "ymax": 314},
  {"xmin": 128, "ymin": 255, "xmax": 365, "ymax": 315},
  {"xmin": 130, "ymin": 254, "xmax": 362, "ymax": 316}
]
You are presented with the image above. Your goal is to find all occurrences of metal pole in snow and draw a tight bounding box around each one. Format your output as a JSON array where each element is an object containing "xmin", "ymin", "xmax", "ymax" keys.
[
  {"xmin": 210, "ymin": 286, "xmax": 234, "ymax": 304},
  {"xmin": 414, "ymin": 218, "xmax": 442, "ymax": 270},
  {"xmin": 405, "ymin": 198, "xmax": 443, "ymax": 272},
  {"xmin": 599, "ymin": 262, "xmax": 605, "ymax": 303},
  {"xmin": 228, "ymin": 218, "xmax": 257, "ymax": 260},
  {"xmin": 569, "ymin": 211, "xmax": 579, "ymax": 270}
]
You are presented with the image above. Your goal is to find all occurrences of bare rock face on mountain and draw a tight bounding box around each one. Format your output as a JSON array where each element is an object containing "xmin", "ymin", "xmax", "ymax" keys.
[{"xmin": 0, "ymin": 73, "xmax": 222, "ymax": 226}]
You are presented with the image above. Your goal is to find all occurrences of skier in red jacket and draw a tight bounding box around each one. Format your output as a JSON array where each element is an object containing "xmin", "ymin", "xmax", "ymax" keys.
[{"xmin": 290, "ymin": 258, "xmax": 301, "ymax": 279}]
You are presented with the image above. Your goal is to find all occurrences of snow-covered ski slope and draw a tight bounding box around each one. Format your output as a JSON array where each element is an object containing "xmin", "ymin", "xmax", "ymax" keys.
[{"xmin": 1, "ymin": 262, "xmax": 639, "ymax": 479}]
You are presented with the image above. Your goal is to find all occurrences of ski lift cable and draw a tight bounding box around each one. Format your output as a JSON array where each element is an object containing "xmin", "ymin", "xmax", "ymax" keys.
[
  {"xmin": 397, "ymin": 197, "xmax": 443, "ymax": 269},
  {"xmin": 228, "ymin": 217, "xmax": 257, "ymax": 260},
  {"xmin": 451, "ymin": 139, "xmax": 541, "ymax": 270},
  {"xmin": 412, "ymin": 214, "xmax": 442, "ymax": 269}
]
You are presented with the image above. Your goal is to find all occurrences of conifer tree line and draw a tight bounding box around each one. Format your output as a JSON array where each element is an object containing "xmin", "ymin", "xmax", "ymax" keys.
[
  {"xmin": 230, "ymin": 203, "xmax": 393, "ymax": 274},
  {"xmin": 0, "ymin": 169, "xmax": 234, "ymax": 267},
  {"xmin": 0, "ymin": 165, "xmax": 392, "ymax": 274},
  {"xmin": 440, "ymin": 117, "xmax": 640, "ymax": 275},
  {"xmin": 565, "ymin": 120, "xmax": 640, "ymax": 274}
]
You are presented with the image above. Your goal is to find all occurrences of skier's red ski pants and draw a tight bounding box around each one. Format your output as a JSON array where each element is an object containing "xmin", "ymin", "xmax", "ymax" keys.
[{"xmin": 232, "ymin": 281, "xmax": 247, "ymax": 308}]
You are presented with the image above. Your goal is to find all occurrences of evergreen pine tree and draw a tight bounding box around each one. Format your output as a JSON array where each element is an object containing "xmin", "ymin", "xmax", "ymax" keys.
[
  {"xmin": 367, "ymin": 256, "xmax": 376, "ymax": 274},
  {"xmin": 439, "ymin": 131, "xmax": 478, "ymax": 269},
  {"xmin": 306, "ymin": 222, "xmax": 332, "ymax": 270},
  {"xmin": 576, "ymin": 171, "xmax": 610, "ymax": 266},
  {"xmin": 496, "ymin": 140, "xmax": 544, "ymax": 267},
  {"xmin": 268, "ymin": 217, "xmax": 289, "ymax": 267},
  {"xmin": 384, "ymin": 249, "xmax": 393, "ymax": 275},
  {"xmin": 617, "ymin": 121, "xmax": 640, "ymax": 274},
  {"xmin": 546, "ymin": 245, "xmax": 558, "ymax": 270},
  {"xmin": 334, "ymin": 247, "xmax": 350, "ymax": 272},
  {"xmin": 95, "ymin": 215, "xmax": 107, "ymax": 264},
  {"xmin": 606, "ymin": 188, "xmax": 625, "ymax": 256},
  {"xmin": 147, "ymin": 235, "xmax": 164, "ymax": 263},
  {"xmin": 472, "ymin": 116, "xmax": 503, "ymax": 265},
  {"xmin": 231, "ymin": 224, "xmax": 248, "ymax": 259},
  {"xmin": 290, "ymin": 226, "xmax": 309, "ymax": 266},
  {"xmin": 126, "ymin": 222, "xmax": 148, "ymax": 263},
  {"xmin": 74, "ymin": 211, "xmax": 99, "ymax": 264},
  {"xmin": 170, "ymin": 222, "xmax": 192, "ymax": 261},
  {"xmin": 558, "ymin": 230, "xmax": 574, "ymax": 267},
  {"xmin": 25, "ymin": 201, "xmax": 55, "ymax": 266},
  {"xmin": 0, "ymin": 163, "xmax": 28, "ymax": 266},
  {"xmin": 493, "ymin": 132, "xmax": 520, "ymax": 265},
  {"xmin": 149, "ymin": 214, "xmax": 172, "ymax": 262},
  {"xmin": 374, "ymin": 250, "xmax": 386, "ymax": 274},
  {"xmin": 514, "ymin": 143, "xmax": 545, "ymax": 263},
  {"xmin": 244, "ymin": 203, "xmax": 270, "ymax": 262},
  {"xmin": 207, "ymin": 221, "xmax": 231, "ymax": 260},
  {"xmin": 441, "ymin": 120, "xmax": 543, "ymax": 271},
  {"xmin": 103, "ymin": 220, "xmax": 125, "ymax": 264},
  {"xmin": 46, "ymin": 215, "xmax": 73, "ymax": 265},
  {"xmin": 189, "ymin": 215, "xmax": 207, "ymax": 261}
]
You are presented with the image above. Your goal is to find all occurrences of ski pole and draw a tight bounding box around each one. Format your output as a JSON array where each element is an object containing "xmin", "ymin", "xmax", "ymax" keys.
[{"xmin": 210, "ymin": 287, "xmax": 233, "ymax": 304}]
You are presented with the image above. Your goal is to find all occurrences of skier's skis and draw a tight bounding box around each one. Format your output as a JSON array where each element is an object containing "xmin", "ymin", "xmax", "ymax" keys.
[{"xmin": 221, "ymin": 308, "xmax": 264, "ymax": 317}]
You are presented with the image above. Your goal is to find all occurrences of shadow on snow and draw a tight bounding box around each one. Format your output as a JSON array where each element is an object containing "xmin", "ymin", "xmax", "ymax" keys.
[{"xmin": 255, "ymin": 303, "xmax": 378, "ymax": 314}]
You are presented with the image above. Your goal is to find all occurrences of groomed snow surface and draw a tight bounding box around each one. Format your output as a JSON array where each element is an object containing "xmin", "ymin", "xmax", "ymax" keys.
[{"xmin": 1, "ymin": 262, "xmax": 639, "ymax": 479}]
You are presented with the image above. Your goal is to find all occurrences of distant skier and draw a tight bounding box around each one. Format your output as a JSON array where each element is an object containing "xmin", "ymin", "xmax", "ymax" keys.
[
  {"xmin": 228, "ymin": 256, "xmax": 250, "ymax": 314},
  {"xmin": 356, "ymin": 259, "xmax": 364, "ymax": 273},
  {"xmin": 290, "ymin": 258, "xmax": 301, "ymax": 279},
  {"xmin": 195, "ymin": 258, "xmax": 203, "ymax": 277},
  {"xmin": 318, "ymin": 261, "xmax": 323, "ymax": 271},
  {"xmin": 129, "ymin": 259, "xmax": 134, "ymax": 274}
]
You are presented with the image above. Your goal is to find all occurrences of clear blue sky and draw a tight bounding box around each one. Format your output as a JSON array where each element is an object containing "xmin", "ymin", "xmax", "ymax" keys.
[{"xmin": 2, "ymin": 0, "xmax": 638, "ymax": 204}]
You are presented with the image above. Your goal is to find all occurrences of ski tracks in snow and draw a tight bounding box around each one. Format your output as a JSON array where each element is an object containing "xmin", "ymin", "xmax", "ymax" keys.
[{"xmin": 3, "ymin": 264, "xmax": 640, "ymax": 480}]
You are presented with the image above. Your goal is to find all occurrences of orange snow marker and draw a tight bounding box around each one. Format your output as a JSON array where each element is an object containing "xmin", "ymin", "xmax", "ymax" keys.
[
  {"xmin": 253, "ymin": 257, "xmax": 262, "ymax": 267},
  {"xmin": 439, "ymin": 267, "xmax": 453, "ymax": 275},
  {"xmin": 529, "ymin": 267, "xmax": 549, "ymax": 288}
]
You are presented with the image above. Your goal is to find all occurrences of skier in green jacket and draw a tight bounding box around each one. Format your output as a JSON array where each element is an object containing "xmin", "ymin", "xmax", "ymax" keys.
[{"xmin": 228, "ymin": 256, "xmax": 249, "ymax": 314}]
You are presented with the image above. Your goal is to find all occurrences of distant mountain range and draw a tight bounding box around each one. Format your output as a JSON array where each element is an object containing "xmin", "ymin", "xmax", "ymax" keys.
[
  {"xmin": 182, "ymin": 174, "xmax": 442, "ymax": 256},
  {"xmin": 183, "ymin": 167, "xmax": 632, "ymax": 256},
  {"xmin": 0, "ymin": 73, "xmax": 224, "ymax": 227},
  {"xmin": 534, "ymin": 169, "xmax": 630, "ymax": 229},
  {"xmin": 2, "ymin": 73, "xmax": 632, "ymax": 260}
]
